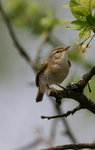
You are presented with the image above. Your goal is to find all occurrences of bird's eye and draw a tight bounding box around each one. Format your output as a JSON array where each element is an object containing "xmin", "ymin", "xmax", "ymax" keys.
[{"xmin": 56, "ymin": 51, "xmax": 60, "ymax": 53}]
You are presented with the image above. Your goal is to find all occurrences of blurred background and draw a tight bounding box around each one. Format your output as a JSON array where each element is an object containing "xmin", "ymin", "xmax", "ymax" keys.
[{"xmin": 0, "ymin": 0, "xmax": 95, "ymax": 150}]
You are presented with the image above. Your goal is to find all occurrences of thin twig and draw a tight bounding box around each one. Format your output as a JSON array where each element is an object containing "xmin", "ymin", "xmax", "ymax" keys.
[
  {"xmin": 41, "ymin": 105, "xmax": 82, "ymax": 120},
  {"xmin": 80, "ymin": 33, "xmax": 95, "ymax": 46},
  {"xmin": 88, "ymin": 82, "xmax": 92, "ymax": 92},
  {"xmin": 49, "ymin": 87, "xmax": 95, "ymax": 114},
  {"xmin": 42, "ymin": 143, "xmax": 95, "ymax": 150},
  {"xmin": 86, "ymin": 33, "xmax": 95, "ymax": 47},
  {"xmin": 78, "ymin": 66, "xmax": 95, "ymax": 89}
]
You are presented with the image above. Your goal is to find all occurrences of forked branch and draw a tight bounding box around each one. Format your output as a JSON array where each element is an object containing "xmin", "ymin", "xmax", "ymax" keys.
[{"xmin": 48, "ymin": 66, "xmax": 95, "ymax": 114}]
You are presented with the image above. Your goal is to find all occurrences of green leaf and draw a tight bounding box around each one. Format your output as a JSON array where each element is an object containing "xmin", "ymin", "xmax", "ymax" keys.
[
  {"xmin": 71, "ymin": 20, "xmax": 80, "ymax": 25},
  {"xmin": 69, "ymin": 0, "xmax": 93, "ymax": 24},
  {"xmin": 71, "ymin": 20, "xmax": 87, "ymax": 27},
  {"xmin": 71, "ymin": 6, "xmax": 90, "ymax": 22},
  {"xmin": 86, "ymin": 14, "xmax": 95, "ymax": 26},
  {"xmin": 67, "ymin": 25, "xmax": 81, "ymax": 30},
  {"xmin": 69, "ymin": 0, "xmax": 80, "ymax": 8},
  {"xmin": 58, "ymin": 20, "xmax": 71, "ymax": 25},
  {"xmin": 79, "ymin": 0, "xmax": 95, "ymax": 12},
  {"xmin": 78, "ymin": 27, "xmax": 91, "ymax": 39},
  {"xmin": 79, "ymin": 0, "xmax": 91, "ymax": 8},
  {"xmin": 70, "ymin": 0, "xmax": 94, "ymax": 12},
  {"xmin": 84, "ymin": 76, "xmax": 95, "ymax": 100}
]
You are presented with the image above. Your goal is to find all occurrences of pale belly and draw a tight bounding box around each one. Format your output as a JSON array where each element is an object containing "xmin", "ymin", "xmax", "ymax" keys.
[
  {"xmin": 47, "ymin": 70, "xmax": 69, "ymax": 84},
  {"xmin": 43, "ymin": 63, "xmax": 69, "ymax": 85}
]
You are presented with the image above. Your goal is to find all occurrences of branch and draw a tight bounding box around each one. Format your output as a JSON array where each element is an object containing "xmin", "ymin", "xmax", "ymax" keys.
[
  {"xmin": 41, "ymin": 103, "xmax": 79, "ymax": 143},
  {"xmin": 41, "ymin": 105, "xmax": 82, "ymax": 120},
  {"xmin": 42, "ymin": 143, "xmax": 95, "ymax": 150},
  {"xmin": 48, "ymin": 66, "xmax": 95, "ymax": 114},
  {"xmin": 78, "ymin": 66, "xmax": 95, "ymax": 89},
  {"xmin": 0, "ymin": 1, "xmax": 36, "ymax": 71}
]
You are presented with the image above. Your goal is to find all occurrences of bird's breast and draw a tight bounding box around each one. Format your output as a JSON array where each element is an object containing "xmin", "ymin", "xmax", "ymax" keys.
[{"xmin": 43, "ymin": 60, "xmax": 70, "ymax": 85}]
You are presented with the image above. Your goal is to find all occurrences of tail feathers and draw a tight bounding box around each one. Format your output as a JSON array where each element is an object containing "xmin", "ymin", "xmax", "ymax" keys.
[{"xmin": 36, "ymin": 89, "xmax": 44, "ymax": 102}]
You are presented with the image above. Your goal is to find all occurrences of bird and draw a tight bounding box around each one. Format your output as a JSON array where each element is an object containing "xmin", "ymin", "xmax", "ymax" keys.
[{"xmin": 35, "ymin": 46, "xmax": 71, "ymax": 102}]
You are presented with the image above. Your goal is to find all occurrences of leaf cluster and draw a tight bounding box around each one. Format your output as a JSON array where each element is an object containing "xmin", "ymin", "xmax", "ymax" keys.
[{"xmin": 69, "ymin": 0, "xmax": 95, "ymax": 40}]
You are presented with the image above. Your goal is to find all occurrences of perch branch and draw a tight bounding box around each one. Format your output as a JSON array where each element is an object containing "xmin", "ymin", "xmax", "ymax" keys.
[
  {"xmin": 78, "ymin": 66, "xmax": 95, "ymax": 89},
  {"xmin": 48, "ymin": 66, "xmax": 95, "ymax": 114}
]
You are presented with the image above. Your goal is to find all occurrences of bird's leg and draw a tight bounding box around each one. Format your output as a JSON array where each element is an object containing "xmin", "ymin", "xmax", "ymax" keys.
[
  {"xmin": 47, "ymin": 84, "xmax": 58, "ymax": 95},
  {"xmin": 47, "ymin": 85, "xmax": 61, "ymax": 105},
  {"xmin": 55, "ymin": 84, "xmax": 67, "ymax": 92}
]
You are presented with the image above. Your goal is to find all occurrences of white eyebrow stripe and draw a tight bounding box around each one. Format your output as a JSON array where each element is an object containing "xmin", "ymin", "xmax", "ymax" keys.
[{"xmin": 51, "ymin": 49, "xmax": 64, "ymax": 55}]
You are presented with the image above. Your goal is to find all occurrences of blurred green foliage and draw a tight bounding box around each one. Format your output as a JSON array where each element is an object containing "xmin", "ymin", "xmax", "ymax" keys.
[
  {"xmin": 5, "ymin": 0, "xmax": 61, "ymax": 34},
  {"xmin": 84, "ymin": 76, "xmax": 95, "ymax": 100}
]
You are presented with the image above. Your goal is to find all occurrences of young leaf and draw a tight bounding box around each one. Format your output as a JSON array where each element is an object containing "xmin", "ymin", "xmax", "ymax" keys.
[
  {"xmin": 67, "ymin": 25, "xmax": 81, "ymax": 30},
  {"xmin": 79, "ymin": 0, "xmax": 95, "ymax": 12},
  {"xmin": 71, "ymin": 20, "xmax": 87, "ymax": 27},
  {"xmin": 69, "ymin": 0, "xmax": 80, "ymax": 8},
  {"xmin": 71, "ymin": 6, "xmax": 90, "ymax": 22},
  {"xmin": 86, "ymin": 14, "xmax": 95, "ymax": 26},
  {"xmin": 70, "ymin": 0, "xmax": 94, "ymax": 12},
  {"xmin": 78, "ymin": 27, "xmax": 91, "ymax": 40}
]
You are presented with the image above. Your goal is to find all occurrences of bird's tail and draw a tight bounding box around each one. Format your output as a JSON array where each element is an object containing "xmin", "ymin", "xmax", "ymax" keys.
[{"xmin": 36, "ymin": 88, "xmax": 44, "ymax": 102}]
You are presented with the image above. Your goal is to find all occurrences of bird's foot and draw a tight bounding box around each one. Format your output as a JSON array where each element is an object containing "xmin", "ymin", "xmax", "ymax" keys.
[
  {"xmin": 48, "ymin": 87, "xmax": 59, "ymax": 95},
  {"xmin": 47, "ymin": 86, "xmax": 61, "ymax": 105},
  {"xmin": 55, "ymin": 84, "xmax": 68, "ymax": 93}
]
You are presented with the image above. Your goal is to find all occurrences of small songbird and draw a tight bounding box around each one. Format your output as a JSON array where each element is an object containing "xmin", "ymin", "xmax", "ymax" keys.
[{"xmin": 35, "ymin": 46, "xmax": 71, "ymax": 102}]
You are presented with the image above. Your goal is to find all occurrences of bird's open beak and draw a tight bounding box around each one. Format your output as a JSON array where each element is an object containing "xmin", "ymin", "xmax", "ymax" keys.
[{"xmin": 64, "ymin": 46, "xmax": 70, "ymax": 51}]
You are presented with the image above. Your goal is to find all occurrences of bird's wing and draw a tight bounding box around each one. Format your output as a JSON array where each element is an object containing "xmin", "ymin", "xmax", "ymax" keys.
[{"xmin": 35, "ymin": 60, "xmax": 48, "ymax": 87}]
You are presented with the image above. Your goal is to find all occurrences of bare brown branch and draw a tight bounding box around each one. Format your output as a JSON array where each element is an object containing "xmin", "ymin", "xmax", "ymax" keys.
[
  {"xmin": 42, "ymin": 143, "xmax": 95, "ymax": 150},
  {"xmin": 48, "ymin": 66, "xmax": 95, "ymax": 114},
  {"xmin": 78, "ymin": 66, "xmax": 95, "ymax": 90}
]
